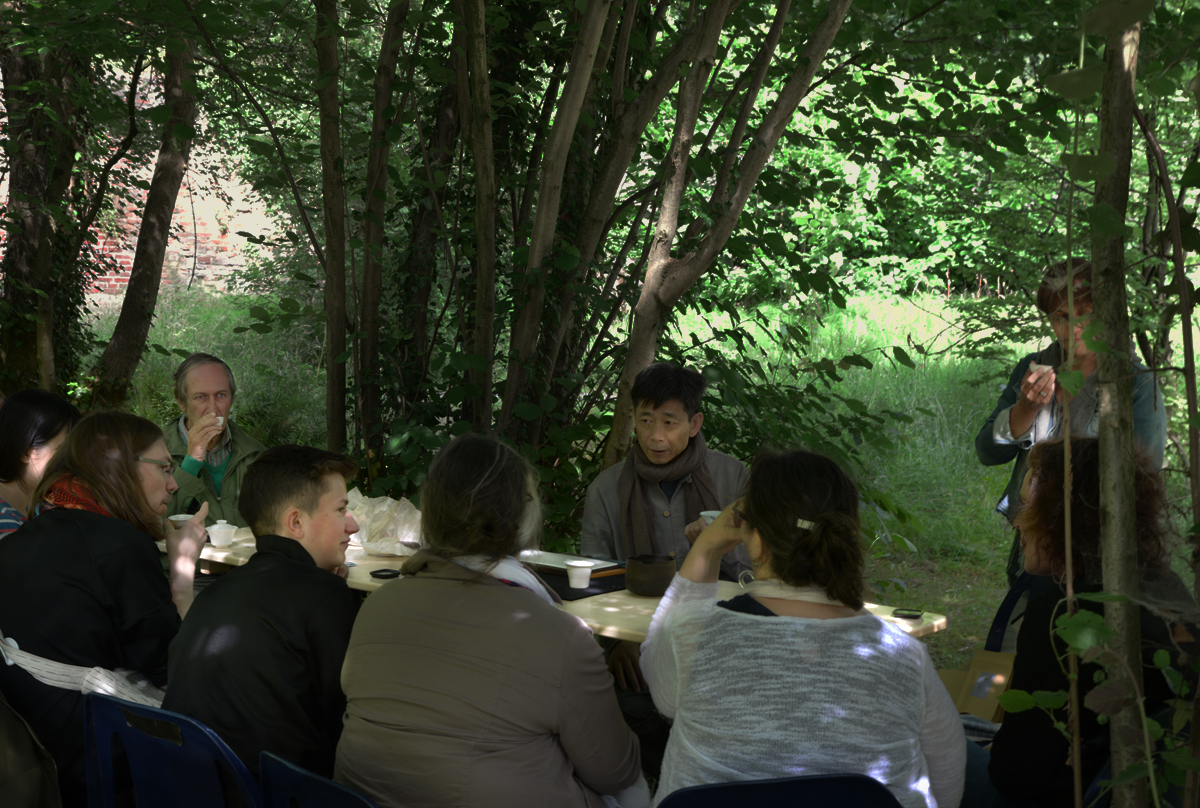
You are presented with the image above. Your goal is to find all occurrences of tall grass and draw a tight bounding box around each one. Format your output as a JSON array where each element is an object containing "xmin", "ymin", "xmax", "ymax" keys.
[{"xmin": 87, "ymin": 285, "xmax": 327, "ymax": 448}]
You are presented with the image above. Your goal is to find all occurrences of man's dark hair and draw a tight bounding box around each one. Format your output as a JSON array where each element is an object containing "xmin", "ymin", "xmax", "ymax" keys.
[
  {"xmin": 239, "ymin": 445, "xmax": 359, "ymax": 538},
  {"xmin": 0, "ymin": 389, "xmax": 82, "ymax": 486},
  {"xmin": 630, "ymin": 363, "xmax": 707, "ymax": 417}
]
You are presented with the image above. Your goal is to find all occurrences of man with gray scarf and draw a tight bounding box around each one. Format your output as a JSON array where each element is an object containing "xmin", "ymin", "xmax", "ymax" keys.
[
  {"xmin": 581, "ymin": 363, "xmax": 747, "ymax": 774},
  {"xmin": 976, "ymin": 259, "xmax": 1166, "ymax": 587}
]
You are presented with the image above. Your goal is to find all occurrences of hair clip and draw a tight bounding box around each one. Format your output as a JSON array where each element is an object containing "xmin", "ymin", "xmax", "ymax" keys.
[{"xmin": 796, "ymin": 518, "xmax": 814, "ymax": 530}]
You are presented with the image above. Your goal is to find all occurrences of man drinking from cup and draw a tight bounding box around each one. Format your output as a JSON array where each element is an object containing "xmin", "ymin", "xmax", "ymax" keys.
[{"xmin": 164, "ymin": 352, "xmax": 265, "ymax": 527}]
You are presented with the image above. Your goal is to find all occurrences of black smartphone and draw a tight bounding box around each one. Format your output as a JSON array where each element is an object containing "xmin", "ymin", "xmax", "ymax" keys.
[
  {"xmin": 370, "ymin": 569, "xmax": 401, "ymax": 579},
  {"xmin": 892, "ymin": 608, "xmax": 924, "ymax": 619}
]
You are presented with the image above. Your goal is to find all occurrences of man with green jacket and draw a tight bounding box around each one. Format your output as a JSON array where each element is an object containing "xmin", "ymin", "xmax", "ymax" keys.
[{"xmin": 164, "ymin": 353, "xmax": 265, "ymax": 527}]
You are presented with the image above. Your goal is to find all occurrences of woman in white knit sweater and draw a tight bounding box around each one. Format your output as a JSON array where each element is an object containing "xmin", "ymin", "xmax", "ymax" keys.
[{"xmin": 641, "ymin": 449, "xmax": 965, "ymax": 808}]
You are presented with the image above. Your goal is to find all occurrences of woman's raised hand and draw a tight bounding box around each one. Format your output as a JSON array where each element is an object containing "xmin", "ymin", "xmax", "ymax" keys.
[
  {"xmin": 1009, "ymin": 363, "xmax": 1057, "ymax": 438},
  {"xmin": 680, "ymin": 503, "xmax": 748, "ymax": 584}
]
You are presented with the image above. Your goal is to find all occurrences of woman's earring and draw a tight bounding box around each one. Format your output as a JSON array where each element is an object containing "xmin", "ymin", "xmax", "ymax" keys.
[{"xmin": 738, "ymin": 569, "xmax": 755, "ymax": 589}]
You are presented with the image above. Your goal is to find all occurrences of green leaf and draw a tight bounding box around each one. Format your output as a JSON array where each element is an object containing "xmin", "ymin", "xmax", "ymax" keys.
[
  {"xmin": 249, "ymin": 306, "xmax": 271, "ymax": 321},
  {"xmin": 892, "ymin": 346, "xmax": 916, "ymax": 369},
  {"xmin": 1180, "ymin": 162, "xmax": 1200, "ymax": 192},
  {"xmin": 1055, "ymin": 609, "xmax": 1115, "ymax": 653},
  {"xmin": 1031, "ymin": 690, "xmax": 1068, "ymax": 710},
  {"xmin": 1080, "ymin": 319, "xmax": 1112, "ymax": 354},
  {"xmin": 165, "ymin": 37, "xmax": 187, "ymax": 54},
  {"xmin": 1154, "ymin": 649, "xmax": 1171, "ymax": 669},
  {"xmin": 1058, "ymin": 369, "xmax": 1086, "ymax": 396},
  {"xmin": 513, "ymin": 402, "xmax": 542, "ymax": 421},
  {"xmin": 1103, "ymin": 761, "xmax": 1149, "ymax": 789},
  {"xmin": 279, "ymin": 297, "xmax": 300, "ymax": 313},
  {"xmin": 539, "ymin": 394, "xmax": 557, "ymax": 413},
  {"xmin": 313, "ymin": 72, "xmax": 337, "ymax": 91},
  {"xmin": 1161, "ymin": 748, "xmax": 1200, "ymax": 772},
  {"xmin": 1074, "ymin": 591, "xmax": 1131, "ymax": 603},
  {"xmin": 1061, "ymin": 153, "xmax": 1118, "ymax": 182},
  {"xmin": 1044, "ymin": 65, "xmax": 1105, "ymax": 99},
  {"xmin": 998, "ymin": 690, "xmax": 1037, "ymax": 713},
  {"xmin": 249, "ymin": 322, "xmax": 273, "ymax": 334},
  {"xmin": 839, "ymin": 354, "xmax": 874, "ymax": 370},
  {"xmin": 1086, "ymin": 202, "xmax": 1127, "ymax": 237},
  {"xmin": 173, "ymin": 123, "xmax": 196, "ymax": 141},
  {"xmin": 1083, "ymin": 0, "xmax": 1156, "ymax": 36}
]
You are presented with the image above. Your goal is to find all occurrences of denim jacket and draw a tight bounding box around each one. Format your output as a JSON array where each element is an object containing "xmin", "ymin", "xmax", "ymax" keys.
[{"xmin": 975, "ymin": 344, "xmax": 1166, "ymax": 522}]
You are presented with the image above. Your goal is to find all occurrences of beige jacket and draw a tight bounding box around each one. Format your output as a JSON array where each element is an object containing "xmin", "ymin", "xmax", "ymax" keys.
[{"xmin": 334, "ymin": 552, "xmax": 641, "ymax": 808}]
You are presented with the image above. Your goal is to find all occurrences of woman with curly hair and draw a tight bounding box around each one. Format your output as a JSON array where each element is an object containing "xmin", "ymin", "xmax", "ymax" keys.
[
  {"xmin": 641, "ymin": 448, "xmax": 965, "ymax": 807},
  {"xmin": 964, "ymin": 437, "xmax": 1197, "ymax": 807}
]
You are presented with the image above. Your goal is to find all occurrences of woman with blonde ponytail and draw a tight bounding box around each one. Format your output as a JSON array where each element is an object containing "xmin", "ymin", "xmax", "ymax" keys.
[{"xmin": 641, "ymin": 448, "xmax": 966, "ymax": 807}]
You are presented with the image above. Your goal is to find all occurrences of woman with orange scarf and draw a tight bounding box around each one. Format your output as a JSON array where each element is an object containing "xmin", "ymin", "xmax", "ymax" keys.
[{"xmin": 0, "ymin": 411, "xmax": 208, "ymax": 804}]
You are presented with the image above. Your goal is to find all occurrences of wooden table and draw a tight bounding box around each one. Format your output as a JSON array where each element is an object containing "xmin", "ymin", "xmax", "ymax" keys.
[
  {"xmin": 158, "ymin": 528, "xmax": 409, "ymax": 593},
  {"xmin": 560, "ymin": 581, "xmax": 948, "ymax": 641},
  {"xmin": 167, "ymin": 539, "xmax": 948, "ymax": 638}
]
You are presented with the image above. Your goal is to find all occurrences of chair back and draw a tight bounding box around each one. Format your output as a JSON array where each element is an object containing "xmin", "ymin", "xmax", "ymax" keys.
[
  {"xmin": 259, "ymin": 752, "xmax": 380, "ymax": 808},
  {"xmin": 656, "ymin": 773, "xmax": 904, "ymax": 807},
  {"xmin": 85, "ymin": 694, "xmax": 261, "ymax": 808}
]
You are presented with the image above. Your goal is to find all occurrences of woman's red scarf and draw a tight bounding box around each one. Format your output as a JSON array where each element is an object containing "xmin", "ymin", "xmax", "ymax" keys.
[{"xmin": 39, "ymin": 476, "xmax": 112, "ymax": 518}]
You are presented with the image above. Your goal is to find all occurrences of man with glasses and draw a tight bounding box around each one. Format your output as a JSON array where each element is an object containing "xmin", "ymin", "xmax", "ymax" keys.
[{"xmin": 164, "ymin": 352, "xmax": 266, "ymax": 527}]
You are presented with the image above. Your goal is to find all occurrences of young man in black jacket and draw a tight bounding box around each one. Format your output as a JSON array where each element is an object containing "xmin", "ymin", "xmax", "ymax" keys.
[{"xmin": 163, "ymin": 445, "xmax": 361, "ymax": 777}]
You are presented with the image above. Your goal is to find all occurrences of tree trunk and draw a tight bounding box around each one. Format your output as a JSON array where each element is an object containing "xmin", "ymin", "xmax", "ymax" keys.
[
  {"xmin": 458, "ymin": 0, "xmax": 498, "ymax": 433},
  {"xmin": 603, "ymin": 0, "xmax": 854, "ymax": 468},
  {"xmin": 0, "ymin": 42, "xmax": 79, "ymax": 393},
  {"xmin": 92, "ymin": 40, "xmax": 198, "ymax": 407},
  {"xmin": 313, "ymin": 0, "xmax": 347, "ymax": 453},
  {"xmin": 1092, "ymin": 24, "xmax": 1146, "ymax": 808},
  {"xmin": 358, "ymin": 0, "xmax": 410, "ymax": 469}
]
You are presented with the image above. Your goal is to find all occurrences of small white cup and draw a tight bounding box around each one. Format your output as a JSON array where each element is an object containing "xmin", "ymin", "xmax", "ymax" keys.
[
  {"xmin": 168, "ymin": 514, "xmax": 192, "ymax": 527},
  {"xmin": 207, "ymin": 520, "xmax": 236, "ymax": 547},
  {"xmin": 700, "ymin": 510, "xmax": 722, "ymax": 525},
  {"xmin": 566, "ymin": 560, "xmax": 595, "ymax": 589}
]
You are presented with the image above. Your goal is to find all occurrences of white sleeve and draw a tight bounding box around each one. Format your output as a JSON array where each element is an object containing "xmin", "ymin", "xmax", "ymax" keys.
[
  {"xmin": 991, "ymin": 406, "xmax": 1031, "ymax": 445},
  {"xmin": 641, "ymin": 575, "xmax": 718, "ymax": 720},
  {"xmin": 918, "ymin": 649, "xmax": 966, "ymax": 808}
]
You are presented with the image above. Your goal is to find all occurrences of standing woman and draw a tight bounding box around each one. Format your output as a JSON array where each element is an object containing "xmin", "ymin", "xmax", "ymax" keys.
[
  {"xmin": 641, "ymin": 449, "xmax": 965, "ymax": 808},
  {"xmin": 0, "ymin": 390, "xmax": 81, "ymax": 536},
  {"xmin": 976, "ymin": 259, "xmax": 1166, "ymax": 584},
  {"xmin": 0, "ymin": 411, "xmax": 207, "ymax": 804}
]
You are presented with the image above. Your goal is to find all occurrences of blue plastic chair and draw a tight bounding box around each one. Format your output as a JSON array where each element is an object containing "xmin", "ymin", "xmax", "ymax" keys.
[
  {"xmin": 656, "ymin": 773, "xmax": 905, "ymax": 807},
  {"xmin": 85, "ymin": 693, "xmax": 262, "ymax": 808},
  {"xmin": 259, "ymin": 751, "xmax": 381, "ymax": 808}
]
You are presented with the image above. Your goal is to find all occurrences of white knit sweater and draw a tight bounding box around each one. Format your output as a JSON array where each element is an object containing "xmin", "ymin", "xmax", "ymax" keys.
[{"xmin": 641, "ymin": 575, "xmax": 965, "ymax": 808}]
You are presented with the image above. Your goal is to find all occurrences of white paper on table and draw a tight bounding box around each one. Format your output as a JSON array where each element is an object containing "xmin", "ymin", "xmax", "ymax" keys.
[{"xmin": 347, "ymin": 488, "xmax": 424, "ymax": 557}]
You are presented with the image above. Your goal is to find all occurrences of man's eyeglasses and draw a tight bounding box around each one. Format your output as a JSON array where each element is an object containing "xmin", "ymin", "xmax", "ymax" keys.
[{"xmin": 137, "ymin": 457, "xmax": 177, "ymax": 477}]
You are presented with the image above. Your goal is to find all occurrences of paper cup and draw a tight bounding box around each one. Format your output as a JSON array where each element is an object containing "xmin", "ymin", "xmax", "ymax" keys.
[
  {"xmin": 565, "ymin": 560, "xmax": 594, "ymax": 589},
  {"xmin": 700, "ymin": 510, "xmax": 722, "ymax": 525}
]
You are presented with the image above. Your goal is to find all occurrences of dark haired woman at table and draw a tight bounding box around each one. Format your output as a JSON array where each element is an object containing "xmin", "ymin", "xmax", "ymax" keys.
[
  {"xmin": 336, "ymin": 433, "xmax": 645, "ymax": 808},
  {"xmin": 0, "ymin": 389, "xmax": 81, "ymax": 536},
  {"xmin": 641, "ymin": 448, "xmax": 965, "ymax": 808},
  {"xmin": 0, "ymin": 411, "xmax": 207, "ymax": 804},
  {"xmin": 962, "ymin": 437, "xmax": 1197, "ymax": 808}
]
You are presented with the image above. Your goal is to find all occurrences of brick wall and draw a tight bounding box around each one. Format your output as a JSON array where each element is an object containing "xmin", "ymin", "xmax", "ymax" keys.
[{"xmin": 90, "ymin": 171, "xmax": 276, "ymax": 296}]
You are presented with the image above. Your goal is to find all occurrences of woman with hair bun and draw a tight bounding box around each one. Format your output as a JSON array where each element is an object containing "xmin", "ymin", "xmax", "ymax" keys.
[
  {"xmin": 0, "ymin": 389, "xmax": 82, "ymax": 535},
  {"xmin": 642, "ymin": 448, "xmax": 965, "ymax": 808}
]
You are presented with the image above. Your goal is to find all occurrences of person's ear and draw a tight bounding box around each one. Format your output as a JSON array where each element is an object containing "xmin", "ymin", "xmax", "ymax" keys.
[
  {"xmin": 689, "ymin": 411, "xmax": 703, "ymax": 437},
  {"xmin": 281, "ymin": 506, "xmax": 305, "ymax": 540}
]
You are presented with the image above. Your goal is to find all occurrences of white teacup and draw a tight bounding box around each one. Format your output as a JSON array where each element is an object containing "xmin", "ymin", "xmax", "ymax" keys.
[
  {"xmin": 207, "ymin": 520, "xmax": 236, "ymax": 547},
  {"xmin": 167, "ymin": 514, "xmax": 192, "ymax": 527},
  {"xmin": 565, "ymin": 560, "xmax": 595, "ymax": 589},
  {"xmin": 700, "ymin": 510, "xmax": 722, "ymax": 525}
]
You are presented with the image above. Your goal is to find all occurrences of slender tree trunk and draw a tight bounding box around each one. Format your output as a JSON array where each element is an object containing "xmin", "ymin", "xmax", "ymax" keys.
[
  {"xmin": 358, "ymin": 0, "xmax": 410, "ymax": 468},
  {"xmin": 1092, "ymin": 25, "xmax": 1146, "ymax": 808},
  {"xmin": 497, "ymin": 0, "xmax": 614, "ymax": 435},
  {"xmin": 314, "ymin": 0, "xmax": 347, "ymax": 453},
  {"xmin": 92, "ymin": 41, "xmax": 198, "ymax": 407},
  {"xmin": 457, "ymin": 0, "xmax": 497, "ymax": 432},
  {"xmin": 0, "ymin": 42, "xmax": 78, "ymax": 392},
  {"xmin": 603, "ymin": 0, "xmax": 853, "ymax": 468}
]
